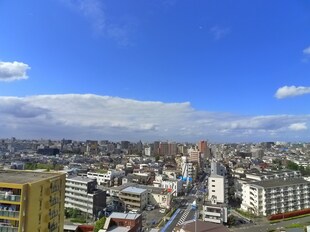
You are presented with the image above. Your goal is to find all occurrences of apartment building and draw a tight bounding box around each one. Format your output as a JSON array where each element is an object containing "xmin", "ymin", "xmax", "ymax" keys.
[
  {"xmin": 208, "ymin": 174, "xmax": 228, "ymax": 204},
  {"xmin": 110, "ymin": 183, "xmax": 173, "ymax": 210},
  {"xmin": 241, "ymin": 178, "xmax": 310, "ymax": 216},
  {"xmin": 153, "ymin": 175, "xmax": 183, "ymax": 196},
  {"xmin": 87, "ymin": 170, "xmax": 125, "ymax": 186},
  {"xmin": 0, "ymin": 170, "xmax": 65, "ymax": 232},
  {"xmin": 118, "ymin": 187, "xmax": 148, "ymax": 212},
  {"xmin": 244, "ymin": 170, "xmax": 301, "ymax": 181},
  {"xmin": 65, "ymin": 176, "xmax": 106, "ymax": 217},
  {"xmin": 202, "ymin": 200, "xmax": 228, "ymax": 224}
]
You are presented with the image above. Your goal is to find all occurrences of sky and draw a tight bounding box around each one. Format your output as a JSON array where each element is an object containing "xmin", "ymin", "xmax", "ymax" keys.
[{"xmin": 0, "ymin": 0, "xmax": 310, "ymax": 142}]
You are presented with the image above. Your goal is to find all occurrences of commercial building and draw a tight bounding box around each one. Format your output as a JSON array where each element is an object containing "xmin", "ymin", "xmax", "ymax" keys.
[
  {"xmin": 65, "ymin": 176, "xmax": 106, "ymax": 217},
  {"xmin": 241, "ymin": 178, "xmax": 310, "ymax": 216},
  {"xmin": 119, "ymin": 187, "xmax": 148, "ymax": 212},
  {"xmin": 0, "ymin": 170, "xmax": 66, "ymax": 232}
]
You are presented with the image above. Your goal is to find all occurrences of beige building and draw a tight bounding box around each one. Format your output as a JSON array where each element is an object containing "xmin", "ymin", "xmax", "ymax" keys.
[
  {"xmin": 0, "ymin": 170, "xmax": 65, "ymax": 232},
  {"xmin": 119, "ymin": 187, "xmax": 148, "ymax": 211}
]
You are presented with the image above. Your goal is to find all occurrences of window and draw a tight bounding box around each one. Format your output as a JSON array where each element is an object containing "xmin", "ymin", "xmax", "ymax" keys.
[
  {"xmin": 212, "ymin": 190, "xmax": 215, "ymax": 192},
  {"xmin": 212, "ymin": 185, "xmax": 215, "ymax": 187},
  {"xmin": 212, "ymin": 180, "xmax": 215, "ymax": 182}
]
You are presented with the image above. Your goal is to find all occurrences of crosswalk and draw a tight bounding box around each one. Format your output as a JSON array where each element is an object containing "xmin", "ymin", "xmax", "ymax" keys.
[{"xmin": 176, "ymin": 206, "xmax": 191, "ymax": 226}]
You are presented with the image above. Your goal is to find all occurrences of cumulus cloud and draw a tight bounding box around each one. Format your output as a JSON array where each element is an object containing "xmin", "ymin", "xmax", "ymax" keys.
[
  {"xmin": 289, "ymin": 123, "xmax": 307, "ymax": 131},
  {"xmin": 0, "ymin": 94, "xmax": 309, "ymax": 142},
  {"xmin": 303, "ymin": 46, "xmax": 310, "ymax": 55},
  {"xmin": 275, "ymin": 86, "xmax": 310, "ymax": 99},
  {"xmin": 210, "ymin": 26, "xmax": 230, "ymax": 40},
  {"xmin": 0, "ymin": 61, "xmax": 30, "ymax": 82}
]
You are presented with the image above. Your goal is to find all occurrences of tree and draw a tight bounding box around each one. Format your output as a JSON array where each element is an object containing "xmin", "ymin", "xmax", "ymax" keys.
[
  {"xmin": 227, "ymin": 215, "xmax": 237, "ymax": 226},
  {"xmin": 286, "ymin": 161, "xmax": 299, "ymax": 171},
  {"xmin": 94, "ymin": 217, "xmax": 106, "ymax": 232}
]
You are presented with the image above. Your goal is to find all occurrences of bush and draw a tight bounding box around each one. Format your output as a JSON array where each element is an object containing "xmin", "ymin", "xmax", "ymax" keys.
[
  {"xmin": 268, "ymin": 208, "xmax": 310, "ymax": 221},
  {"xmin": 94, "ymin": 217, "xmax": 106, "ymax": 232}
]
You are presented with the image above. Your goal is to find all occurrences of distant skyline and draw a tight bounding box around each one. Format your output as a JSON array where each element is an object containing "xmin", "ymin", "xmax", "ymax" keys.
[{"xmin": 0, "ymin": 0, "xmax": 310, "ymax": 142}]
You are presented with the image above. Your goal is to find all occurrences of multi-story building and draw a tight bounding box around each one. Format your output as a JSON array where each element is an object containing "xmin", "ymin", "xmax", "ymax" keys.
[
  {"xmin": 241, "ymin": 178, "xmax": 310, "ymax": 216},
  {"xmin": 144, "ymin": 147, "xmax": 151, "ymax": 156},
  {"xmin": 159, "ymin": 142, "xmax": 169, "ymax": 156},
  {"xmin": 208, "ymin": 174, "xmax": 228, "ymax": 204},
  {"xmin": 153, "ymin": 175, "xmax": 183, "ymax": 196},
  {"xmin": 87, "ymin": 170, "xmax": 125, "ymax": 186},
  {"xmin": 210, "ymin": 161, "xmax": 227, "ymax": 176},
  {"xmin": 202, "ymin": 200, "xmax": 228, "ymax": 224},
  {"xmin": 0, "ymin": 170, "xmax": 65, "ymax": 232},
  {"xmin": 118, "ymin": 187, "xmax": 148, "ymax": 212},
  {"xmin": 65, "ymin": 176, "xmax": 106, "ymax": 217}
]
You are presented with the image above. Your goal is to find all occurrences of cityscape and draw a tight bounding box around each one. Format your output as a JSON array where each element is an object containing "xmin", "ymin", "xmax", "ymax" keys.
[
  {"xmin": 1, "ymin": 139, "xmax": 310, "ymax": 231},
  {"xmin": 1, "ymin": 0, "xmax": 310, "ymax": 232}
]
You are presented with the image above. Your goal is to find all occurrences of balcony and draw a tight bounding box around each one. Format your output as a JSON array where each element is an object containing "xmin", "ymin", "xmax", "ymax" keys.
[
  {"xmin": 119, "ymin": 194, "xmax": 140, "ymax": 201},
  {"xmin": 0, "ymin": 210, "xmax": 19, "ymax": 219},
  {"xmin": 0, "ymin": 225, "xmax": 18, "ymax": 232},
  {"xmin": 0, "ymin": 195, "xmax": 21, "ymax": 204},
  {"xmin": 205, "ymin": 211, "xmax": 221, "ymax": 217},
  {"xmin": 204, "ymin": 218, "xmax": 221, "ymax": 223},
  {"xmin": 65, "ymin": 183, "xmax": 87, "ymax": 190}
]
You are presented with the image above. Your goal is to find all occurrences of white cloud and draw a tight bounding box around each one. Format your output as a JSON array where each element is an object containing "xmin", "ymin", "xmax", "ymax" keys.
[
  {"xmin": 303, "ymin": 46, "xmax": 310, "ymax": 55},
  {"xmin": 289, "ymin": 123, "xmax": 307, "ymax": 131},
  {"xmin": 210, "ymin": 26, "xmax": 230, "ymax": 40},
  {"xmin": 64, "ymin": 0, "xmax": 131, "ymax": 45},
  {"xmin": 0, "ymin": 61, "xmax": 30, "ymax": 82},
  {"xmin": 0, "ymin": 94, "xmax": 309, "ymax": 142},
  {"xmin": 275, "ymin": 86, "xmax": 310, "ymax": 99}
]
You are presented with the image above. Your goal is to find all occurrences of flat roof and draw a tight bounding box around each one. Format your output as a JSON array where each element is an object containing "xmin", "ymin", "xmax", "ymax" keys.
[
  {"xmin": 109, "ymin": 212, "xmax": 141, "ymax": 220},
  {"xmin": 253, "ymin": 178, "xmax": 309, "ymax": 188},
  {"xmin": 121, "ymin": 186, "xmax": 147, "ymax": 195},
  {"xmin": 0, "ymin": 170, "xmax": 63, "ymax": 184},
  {"xmin": 66, "ymin": 175, "xmax": 95, "ymax": 183}
]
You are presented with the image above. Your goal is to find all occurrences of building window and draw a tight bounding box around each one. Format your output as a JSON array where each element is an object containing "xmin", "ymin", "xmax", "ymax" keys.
[
  {"xmin": 212, "ymin": 190, "xmax": 215, "ymax": 192},
  {"xmin": 212, "ymin": 180, "xmax": 215, "ymax": 182},
  {"xmin": 212, "ymin": 185, "xmax": 215, "ymax": 187}
]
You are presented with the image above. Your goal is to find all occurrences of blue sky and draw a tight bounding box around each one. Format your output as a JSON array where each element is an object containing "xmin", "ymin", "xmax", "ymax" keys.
[{"xmin": 0, "ymin": 0, "xmax": 310, "ymax": 142}]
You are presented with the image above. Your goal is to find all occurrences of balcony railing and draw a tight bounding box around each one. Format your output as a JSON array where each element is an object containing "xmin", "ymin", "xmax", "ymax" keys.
[
  {"xmin": 0, "ymin": 210, "xmax": 19, "ymax": 219},
  {"xmin": 0, "ymin": 195, "xmax": 21, "ymax": 203},
  {"xmin": 0, "ymin": 225, "xmax": 19, "ymax": 232}
]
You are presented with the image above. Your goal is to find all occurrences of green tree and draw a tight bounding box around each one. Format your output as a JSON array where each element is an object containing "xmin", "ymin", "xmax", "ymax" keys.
[
  {"xmin": 94, "ymin": 217, "xmax": 106, "ymax": 232},
  {"xmin": 286, "ymin": 161, "xmax": 299, "ymax": 171}
]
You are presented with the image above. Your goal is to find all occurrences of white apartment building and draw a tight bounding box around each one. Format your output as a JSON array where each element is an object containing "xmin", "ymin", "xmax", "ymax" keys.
[
  {"xmin": 241, "ymin": 178, "xmax": 310, "ymax": 216},
  {"xmin": 144, "ymin": 147, "xmax": 151, "ymax": 156},
  {"xmin": 181, "ymin": 156, "xmax": 194, "ymax": 180},
  {"xmin": 153, "ymin": 175, "xmax": 183, "ymax": 196},
  {"xmin": 244, "ymin": 170, "xmax": 301, "ymax": 181},
  {"xmin": 65, "ymin": 176, "xmax": 106, "ymax": 216},
  {"xmin": 202, "ymin": 201, "xmax": 228, "ymax": 224},
  {"xmin": 119, "ymin": 187, "xmax": 148, "ymax": 211},
  {"xmin": 211, "ymin": 161, "xmax": 227, "ymax": 176},
  {"xmin": 208, "ymin": 174, "xmax": 228, "ymax": 204},
  {"xmin": 87, "ymin": 170, "xmax": 125, "ymax": 186}
]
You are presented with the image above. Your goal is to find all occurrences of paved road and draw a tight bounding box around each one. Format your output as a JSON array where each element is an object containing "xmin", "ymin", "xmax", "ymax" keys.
[{"xmin": 230, "ymin": 215, "xmax": 310, "ymax": 232}]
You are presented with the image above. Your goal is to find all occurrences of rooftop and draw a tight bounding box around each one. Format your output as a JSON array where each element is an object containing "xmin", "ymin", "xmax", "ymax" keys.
[
  {"xmin": 253, "ymin": 178, "xmax": 309, "ymax": 188},
  {"xmin": 121, "ymin": 187, "xmax": 147, "ymax": 195},
  {"xmin": 109, "ymin": 212, "xmax": 141, "ymax": 220},
  {"xmin": 0, "ymin": 170, "xmax": 63, "ymax": 185},
  {"xmin": 66, "ymin": 175, "xmax": 96, "ymax": 183}
]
